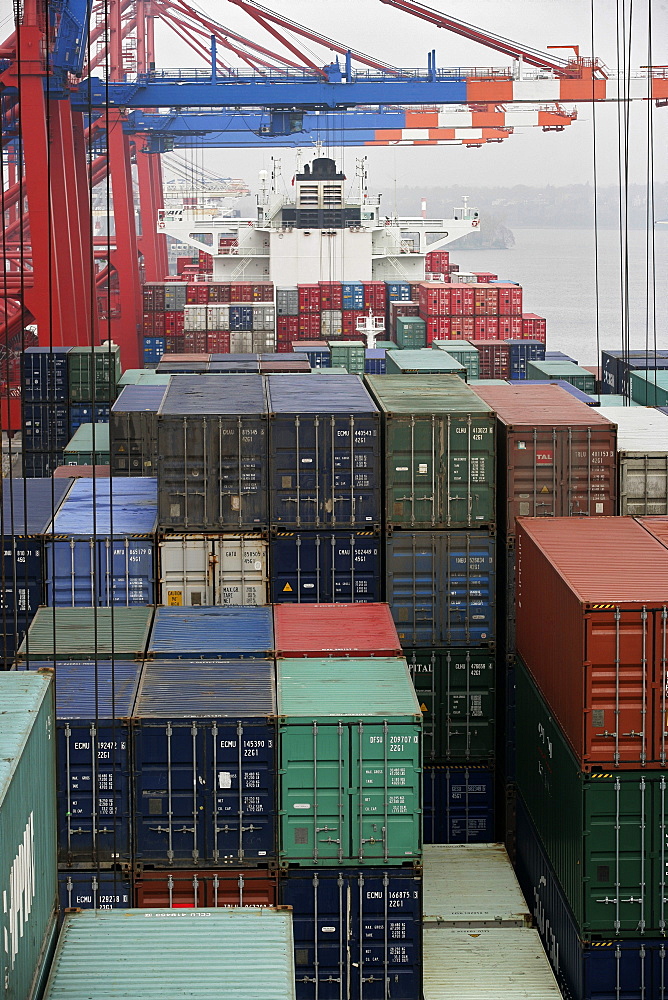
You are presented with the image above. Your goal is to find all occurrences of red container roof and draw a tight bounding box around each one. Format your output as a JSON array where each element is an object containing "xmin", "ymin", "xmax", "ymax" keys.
[
  {"xmin": 53, "ymin": 465, "xmax": 110, "ymax": 478},
  {"xmin": 471, "ymin": 383, "xmax": 616, "ymax": 426},
  {"xmin": 517, "ymin": 516, "xmax": 668, "ymax": 604},
  {"xmin": 637, "ymin": 516, "xmax": 668, "ymax": 550},
  {"xmin": 273, "ymin": 603, "xmax": 402, "ymax": 657}
]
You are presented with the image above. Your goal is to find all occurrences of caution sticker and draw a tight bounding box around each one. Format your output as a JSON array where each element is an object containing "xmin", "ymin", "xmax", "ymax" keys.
[
  {"xmin": 167, "ymin": 591, "xmax": 183, "ymax": 606},
  {"xmin": 283, "ymin": 582, "xmax": 293, "ymax": 592}
]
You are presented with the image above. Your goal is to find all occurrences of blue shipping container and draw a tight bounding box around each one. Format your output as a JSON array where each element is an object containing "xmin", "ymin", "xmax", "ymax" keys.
[
  {"xmin": 69, "ymin": 403, "xmax": 111, "ymax": 435},
  {"xmin": 147, "ymin": 605, "xmax": 274, "ymax": 659},
  {"xmin": 143, "ymin": 337, "xmax": 165, "ymax": 364},
  {"xmin": 133, "ymin": 659, "xmax": 276, "ymax": 866},
  {"xmin": 1, "ymin": 478, "xmax": 73, "ymax": 661},
  {"xmin": 515, "ymin": 795, "xmax": 667, "ymax": 1000},
  {"xmin": 49, "ymin": 659, "xmax": 142, "ymax": 864},
  {"xmin": 58, "ymin": 871, "xmax": 132, "ymax": 910},
  {"xmin": 293, "ymin": 345, "xmax": 331, "ymax": 369},
  {"xmin": 22, "ymin": 403, "xmax": 70, "ymax": 452},
  {"xmin": 386, "ymin": 530, "xmax": 496, "ymax": 647},
  {"xmin": 423, "ymin": 764, "xmax": 495, "ymax": 844},
  {"xmin": 364, "ymin": 349, "xmax": 386, "ymax": 375},
  {"xmin": 545, "ymin": 351, "xmax": 579, "ymax": 365},
  {"xmin": 45, "ymin": 478, "xmax": 157, "ymax": 606},
  {"xmin": 281, "ymin": 868, "xmax": 422, "ymax": 1000},
  {"xmin": 342, "ymin": 281, "xmax": 365, "ymax": 310},
  {"xmin": 229, "ymin": 306, "xmax": 253, "ymax": 330},
  {"xmin": 270, "ymin": 531, "xmax": 382, "ymax": 603},
  {"xmin": 266, "ymin": 374, "xmax": 381, "ymax": 529},
  {"xmin": 516, "ymin": 380, "xmax": 597, "ymax": 406},
  {"xmin": 21, "ymin": 346, "xmax": 71, "ymax": 402},
  {"xmin": 506, "ymin": 340, "xmax": 545, "ymax": 380},
  {"xmin": 385, "ymin": 281, "xmax": 412, "ymax": 302}
]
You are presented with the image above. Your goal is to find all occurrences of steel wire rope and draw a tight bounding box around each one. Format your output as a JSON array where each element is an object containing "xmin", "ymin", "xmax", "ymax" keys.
[
  {"xmin": 614, "ymin": 0, "xmax": 633, "ymax": 398},
  {"xmin": 590, "ymin": 0, "xmax": 602, "ymax": 403},
  {"xmin": 643, "ymin": 1, "xmax": 658, "ymax": 395}
]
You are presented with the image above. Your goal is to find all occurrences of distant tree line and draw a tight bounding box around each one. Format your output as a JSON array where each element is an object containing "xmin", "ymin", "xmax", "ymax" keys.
[{"xmin": 387, "ymin": 184, "xmax": 668, "ymax": 232}]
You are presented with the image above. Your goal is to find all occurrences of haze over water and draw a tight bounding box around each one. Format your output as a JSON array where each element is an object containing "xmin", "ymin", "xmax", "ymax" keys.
[{"xmin": 452, "ymin": 228, "xmax": 668, "ymax": 368}]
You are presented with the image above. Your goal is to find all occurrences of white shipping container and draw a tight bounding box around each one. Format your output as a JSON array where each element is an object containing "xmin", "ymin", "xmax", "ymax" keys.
[
  {"xmin": 252, "ymin": 331, "xmax": 276, "ymax": 352},
  {"xmin": 158, "ymin": 533, "xmax": 268, "ymax": 606},
  {"xmin": 183, "ymin": 305, "xmax": 207, "ymax": 332},
  {"xmin": 230, "ymin": 331, "xmax": 254, "ymax": 353},
  {"xmin": 252, "ymin": 305, "xmax": 276, "ymax": 332},
  {"xmin": 423, "ymin": 927, "xmax": 561, "ymax": 999},
  {"xmin": 422, "ymin": 844, "xmax": 531, "ymax": 927},
  {"xmin": 207, "ymin": 305, "xmax": 229, "ymax": 330},
  {"xmin": 598, "ymin": 406, "xmax": 668, "ymax": 515},
  {"xmin": 321, "ymin": 310, "xmax": 343, "ymax": 337}
]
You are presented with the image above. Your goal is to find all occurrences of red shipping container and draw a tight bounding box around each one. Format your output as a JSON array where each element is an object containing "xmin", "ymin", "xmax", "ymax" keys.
[
  {"xmin": 319, "ymin": 282, "xmax": 343, "ymax": 310},
  {"xmin": 449, "ymin": 285, "xmax": 475, "ymax": 316},
  {"xmin": 176, "ymin": 256, "xmax": 194, "ymax": 275},
  {"xmin": 298, "ymin": 314, "xmax": 320, "ymax": 337},
  {"xmin": 474, "ymin": 317, "xmax": 499, "ymax": 341},
  {"xmin": 207, "ymin": 330, "xmax": 231, "ymax": 353},
  {"xmin": 498, "ymin": 316, "xmax": 523, "ymax": 341},
  {"xmin": 516, "ymin": 516, "xmax": 668, "ymax": 769},
  {"xmin": 260, "ymin": 358, "xmax": 311, "ymax": 373},
  {"xmin": 471, "ymin": 384, "xmax": 617, "ymax": 538},
  {"xmin": 450, "ymin": 317, "xmax": 475, "ymax": 340},
  {"xmin": 521, "ymin": 314, "xmax": 547, "ymax": 343},
  {"xmin": 198, "ymin": 249, "xmax": 213, "ymax": 273},
  {"xmin": 183, "ymin": 331, "xmax": 207, "ymax": 353},
  {"xmin": 424, "ymin": 316, "xmax": 451, "ymax": 344},
  {"xmin": 476, "ymin": 340, "xmax": 510, "ymax": 379},
  {"xmin": 418, "ymin": 283, "xmax": 450, "ymax": 315},
  {"xmin": 164, "ymin": 334, "xmax": 185, "ymax": 353},
  {"xmin": 253, "ymin": 282, "xmax": 274, "ymax": 302},
  {"xmin": 474, "ymin": 286, "xmax": 499, "ymax": 316},
  {"xmin": 230, "ymin": 282, "xmax": 253, "ymax": 302},
  {"xmin": 497, "ymin": 283, "xmax": 523, "ymax": 315},
  {"xmin": 274, "ymin": 603, "xmax": 401, "ymax": 658},
  {"xmin": 185, "ymin": 284, "xmax": 199, "ymax": 305},
  {"xmin": 134, "ymin": 869, "xmax": 278, "ymax": 908},
  {"xmin": 298, "ymin": 285, "xmax": 320, "ymax": 314},
  {"xmin": 342, "ymin": 310, "xmax": 365, "ymax": 336},
  {"xmin": 472, "ymin": 272, "xmax": 498, "ymax": 283},
  {"xmin": 363, "ymin": 281, "xmax": 386, "ymax": 311},
  {"xmin": 53, "ymin": 465, "xmax": 110, "ymax": 478},
  {"xmin": 162, "ymin": 353, "xmax": 210, "ymax": 364},
  {"xmin": 152, "ymin": 313, "xmax": 166, "ymax": 336}
]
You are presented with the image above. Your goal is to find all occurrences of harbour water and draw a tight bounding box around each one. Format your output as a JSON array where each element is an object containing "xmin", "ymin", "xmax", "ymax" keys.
[{"xmin": 455, "ymin": 226, "xmax": 668, "ymax": 367}]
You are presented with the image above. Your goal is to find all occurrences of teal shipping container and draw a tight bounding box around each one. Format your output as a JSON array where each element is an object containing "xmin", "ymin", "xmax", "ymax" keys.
[
  {"xmin": 63, "ymin": 422, "xmax": 110, "ymax": 466},
  {"xmin": 525, "ymin": 359, "xmax": 597, "ymax": 394},
  {"xmin": 17, "ymin": 607, "xmax": 154, "ymax": 662},
  {"xmin": 277, "ymin": 657, "xmax": 421, "ymax": 866},
  {"xmin": 41, "ymin": 908, "xmax": 296, "ymax": 1000},
  {"xmin": 396, "ymin": 317, "xmax": 427, "ymax": 350},
  {"xmin": 630, "ymin": 369, "xmax": 668, "ymax": 406},
  {"xmin": 433, "ymin": 340, "xmax": 480, "ymax": 380},
  {"xmin": 385, "ymin": 350, "xmax": 466, "ymax": 377},
  {"xmin": 1, "ymin": 673, "xmax": 58, "ymax": 1000}
]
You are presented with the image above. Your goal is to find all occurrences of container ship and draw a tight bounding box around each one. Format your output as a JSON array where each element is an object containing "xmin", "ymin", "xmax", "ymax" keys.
[{"xmin": 3, "ymin": 152, "xmax": 668, "ymax": 1000}]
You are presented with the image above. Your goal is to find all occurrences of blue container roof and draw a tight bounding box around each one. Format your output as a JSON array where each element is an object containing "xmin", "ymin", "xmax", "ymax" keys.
[
  {"xmin": 2, "ymin": 477, "xmax": 73, "ymax": 534},
  {"xmin": 602, "ymin": 349, "xmax": 668, "ymax": 358},
  {"xmin": 365, "ymin": 349, "xmax": 386, "ymax": 358},
  {"xmin": 148, "ymin": 606, "xmax": 274, "ymax": 658},
  {"xmin": 24, "ymin": 346, "xmax": 72, "ymax": 355},
  {"xmin": 111, "ymin": 385, "xmax": 168, "ymax": 413},
  {"xmin": 50, "ymin": 477, "xmax": 158, "ymax": 535},
  {"xmin": 39, "ymin": 660, "xmax": 142, "ymax": 718},
  {"xmin": 266, "ymin": 373, "xmax": 377, "ymax": 414},
  {"xmin": 134, "ymin": 659, "xmax": 276, "ymax": 717},
  {"xmin": 159, "ymin": 374, "xmax": 266, "ymax": 414}
]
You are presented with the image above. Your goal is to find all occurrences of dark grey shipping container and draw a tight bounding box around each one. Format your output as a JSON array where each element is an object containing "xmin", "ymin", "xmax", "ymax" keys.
[
  {"xmin": 266, "ymin": 374, "xmax": 381, "ymax": 529},
  {"xmin": 110, "ymin": 384, "xmax": 167, "ymax": 477},
  {"xmin": 157, "ymin": 375, "xmax": 268, "ymax": 530}
]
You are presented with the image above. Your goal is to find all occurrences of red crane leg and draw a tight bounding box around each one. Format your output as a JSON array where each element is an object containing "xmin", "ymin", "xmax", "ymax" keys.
[
  {"xmin": 72, "ymin": 109, "xmax": 98, "ymax": 342},
  {"xmin": 106, "ymin": 109, "xmax": 141, "ymax": 368},
  {"xmin": 134, "ymin": 136, "xmax": 167, "ymax": 281}
]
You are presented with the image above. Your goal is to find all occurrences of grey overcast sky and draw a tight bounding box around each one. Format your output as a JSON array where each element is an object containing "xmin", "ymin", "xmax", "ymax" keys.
[{"xmin": 153, "ymin": 0, "xmax": 668, "ymax": 193}]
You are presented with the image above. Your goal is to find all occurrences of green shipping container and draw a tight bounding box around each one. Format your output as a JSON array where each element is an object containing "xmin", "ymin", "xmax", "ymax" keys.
[
  {"xmin": 630, "ymin": 369, "xmax": 668, "ymax": 406},
  {"xmin": 525, "ymin": 359, "xmax": 597, "ymax": 394},
  {"xmin": 385, "ymin": 350, "xmax": 466, "ymax": 377},
  {"xmin": 407, "ymin": 648, "xmax": 495, "ymax": 763},
  {"xmin": 67, "ymin": 345, "xmax": 121, "ymax": 402},
  {"xmin": 366, "ymin": 374, "xmax": 496, "ymax": 528},
  {"xmin": 42, "ymin": 909, "xmax": 296, "ymax": 1000},
  {"xmin": 277, "ymin": 656, "xmax": 422, "ymax": 866},
  {"xmin": 396, "ymin": 317, "xmax": 427, "ymax": 350},
  {"xmin": 433, "ymin": 340, "xmax": 480, "ymax": 381},
  {"xmin": 1, "ymin": 673, "xmax": 58, "ymax": 1000},
  {"xmin": 375, "ymin": 340, "xmax": 397, "ymax": 351},
  {"xmin": 516, "ymin": 655, "xmax": 668, "ymax": 937},
  {"xmin": 328, "ymin": 341, "xmax": 366, "ymax": 375},
  {"xmin": 17, "ymin": 607, "xmax": 154, "ymax": 662},
  {"xmin": 63, "ymin": 422, "xmax": 110, "ymax": 466}
]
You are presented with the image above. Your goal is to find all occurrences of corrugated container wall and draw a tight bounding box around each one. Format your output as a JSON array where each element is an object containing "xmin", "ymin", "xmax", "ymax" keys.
[
  {"xmin": 423, "ymin": 764, "xmax": 495, "ymax": 844},
  {"xmin": 366, "ymin": 375, "xmax": 495, "ymax": 529},
  {"xmin": 158, "ymin": 533, "xmax": 268, "ymax": 606},
  {"xmin": 269, "ymin": 530, "xmax": 382, "ymax": 603},
  {"xmin": 277, "ymin": 657, "xmax": 421, "ymax": 866},
  {"xmin": 110, "ymin": 384, "xmax": 167, "ymax": 476},
  {"xmin": 41, "ymin": 909, "xmax": 296, "ymax": 1000},
  {"xmin": 1, "ymin": 672, "xmax": 58, "ymax": 1000},
  {"xmin": 18, "ymin": 607, "xmax": 154, "ymax": 663},
  {"xmin": 273, "ymin": 602, "xmax": 401, "ymax": 657},
  {"xmin": 147, "ymin": 605, "xmax": 273, "ymax": 659},
  {"xmin": 422, "ymin": 844, "xmax": 531, "ymax": 926},
  {"xmin": 133, "ymin": 868, "xmax": 278, "ymax": 908},
  {"xmin": 157, "ymin": 375, "xmax": 268, "ymax": 530},
  {"xmin": 598, "ymin": 406, "xmax": 668, "ymax": 515}
]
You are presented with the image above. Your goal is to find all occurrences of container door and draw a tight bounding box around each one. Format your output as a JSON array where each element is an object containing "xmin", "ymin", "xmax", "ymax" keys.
[
  {"xmin": 280, "ymin": 722, "xmax": 350, "ymax": 863},
  {"xmin": 329, "ymin": 532, "xmax": 381, "ymax": 603},
  {"xmin": 327, "ymin": 414, "xmax": 380, "ymax": 528},
  {"xmin": 133, "ymin": 719, "xmax": 205, "ymax": 863},
  {"xmin": 214, "ymin": 415, "xmax": 268, "ymax": 528},
  {"xmin": 506, "ymin": 428, "xmax": 559, "ymax": 531},
  {"xmin": 209, "ymin": 720, "xmax": 275, "ymax": 865},
  {"xmin": 212, "ymin": 535, "xmax": 268, "ymax": 606},
  {"xmin": 652, "ymin": 774, "xmax": 668, "ymax": 934},
  {"xmin": 439, "ymin": 532, "xmax": 496, "ymax": 647},
  {"xmin": 620, "ymin": 455, "xmax": 668, "ymax": 516},
  {"xmin": 58, "ymin": 721, "xmax": 131, "ymax": 863},
  {"xmin": 270, "ymin": 532, "xmax": 326, "ymax": 602},
  {"xmin": 98, "ymin": 538, "xmax": 154, "ymax": 606},
  {"xmin": 445, "ymin": 415, "xmax": 495, "ymax": 528},
  {"xmin": 158, "ymin": 417, "xmax": 209, "ymax": 529},
  {"xmin": 47, "ymin": 539, "xmax": 98, "ymax": 606},
  {"xmin": 352, "ymin": 871, "xmax": 422, "ymax": 1000},
  {"xmin": 385, "ymin": 415, "xmax": 439, "ymax": 528},
  {"xmin": 350, "ymin": 722, "xmax": 421, "ymax": 864},
  {"xmin": 159, "ymin": 536, "xmax": 214, "ymax": 606},
  {"xmin": 387, "ymin": 533, "xmax": 441, "ymax": 647},
  {"xmin": 583, "ymin": 775, "xmax": 651, "ymax": 934},
  {"xmin": 652, "ymin": 608, "xmax": 668, "ymax": 767},
  {"xmin": 561, "ymin": 427, "xmax": 616, "ymax": 517},
  {"xmin": 584, "ymin": 608, "xmax": 651, "ymax": 767},
  {"xmin": 282, "ymin": 872, "xmax": 350, "ymax": 1000},
  {"xmin": 270, "ymin": 415, "xmax": 321, "ymax": 527}
]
